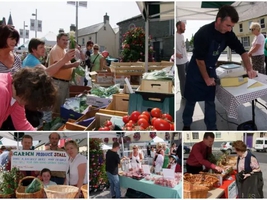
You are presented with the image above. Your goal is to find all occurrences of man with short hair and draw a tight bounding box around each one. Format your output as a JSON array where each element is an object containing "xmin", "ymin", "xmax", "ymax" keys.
[
  {"xmin": 176, "ymin": 20, "xmax": 188, "ymax": 98},
  {"xmin": 46, "ymin": 132, "xmax": 66, "ymax": 185},
  {"xmin": 186, "ymin": 132, "xmax": 223, "ymax": 174},
  {"xmin": 49, "ymin": 33, "xmax": 81, "ymax": 113},
  {"xmin": 105, "ymin": 142, "xmax": 121, "ymax": 198},
  {"xmin": 182, "ymin": 5, "xmax": 257, "ymax": 131},
  {"xmin": 84, "ymin": 41, "xmax": 94, "ymax": 86}
]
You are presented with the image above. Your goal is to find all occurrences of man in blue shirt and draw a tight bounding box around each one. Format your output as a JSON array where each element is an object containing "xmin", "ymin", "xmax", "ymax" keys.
[{"xmin": 22, "ymin": 38, "xmax": 76, "ymax": 77}]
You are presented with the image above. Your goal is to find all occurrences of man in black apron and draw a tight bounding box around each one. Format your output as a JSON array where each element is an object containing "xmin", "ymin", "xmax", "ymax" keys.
[{"xmin": 182, "ymin": 5, "xmax": 257, "ymax": 130}]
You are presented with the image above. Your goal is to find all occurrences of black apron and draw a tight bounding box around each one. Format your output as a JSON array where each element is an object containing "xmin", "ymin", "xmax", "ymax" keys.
[{"xmin": 184, "ymin": 39, "xmax": 226, "ymax": 102}]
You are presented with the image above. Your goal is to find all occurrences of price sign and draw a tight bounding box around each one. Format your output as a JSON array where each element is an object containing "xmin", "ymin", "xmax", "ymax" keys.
[{"xmin": 227, "ymin": 180, "xmax": 237, "ymax": 199}]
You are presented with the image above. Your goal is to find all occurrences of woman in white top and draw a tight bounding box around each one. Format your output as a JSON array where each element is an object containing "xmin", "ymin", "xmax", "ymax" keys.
[
  {"xmin": 129, "ymin": 145, "xmax": 143, "ymax": 169},
  {"xmin": 154, "ymin": 149, "xmax": 164, "ymax": 174},
  {"xmin": 65, "ymin": 140, "xmax": 87, "ymax": 198},
  {"xmin": 248, "ymin": 22, "xmax": 265, "ymax": 74}
]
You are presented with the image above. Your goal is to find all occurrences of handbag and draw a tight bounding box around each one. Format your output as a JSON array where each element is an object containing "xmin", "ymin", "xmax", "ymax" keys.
[{"xmin": 90, "ymin": 54, "xmax": 100, "ymax": 72}]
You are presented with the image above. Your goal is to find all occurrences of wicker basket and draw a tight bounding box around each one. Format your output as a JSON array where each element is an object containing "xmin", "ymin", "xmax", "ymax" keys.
[
  {"xmin": 184, "ymin": 181, "xmax": 209, "ymax": 199},
  {"xmin": 15, "ymin": 176, "xmax": 44, "ymax": 198},
  {"xmin": 0, "ymin": 193, "xmax": 13, "ymax": 198},
  {"xmin": 81, "ymin": 184, "xmax": 88, "ymax": 198},
  {"xmin": 44, "ymin": 185, "xmax": 79, "ymax": 199}
]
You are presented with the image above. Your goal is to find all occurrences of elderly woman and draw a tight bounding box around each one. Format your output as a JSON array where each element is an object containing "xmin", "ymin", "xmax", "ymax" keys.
[
  {"xmin": 248, "ymin": 22, "xmax": 265, "ymax": 74},
  {"xmin": 232, "ymin": 140, "xmax": 263, "ymax": 198},
  {"xmin": 129, "ymin": 145, "xmax": 143, "ymax": 169},
  {"xmin": 0, "ymin": 67, "xmax": 57, "ymax": 130},
  {"xmin": 65, "ymin": 140, "xmax": 87, "ymax": 198}
]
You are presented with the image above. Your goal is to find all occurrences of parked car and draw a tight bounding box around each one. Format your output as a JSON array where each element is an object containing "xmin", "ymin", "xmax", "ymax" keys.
[
  {"xmin": 255, "ymin": 138, "xmax": 267, "ymax": 152},
  {"xmin": 184, "ymin": 146, "xmax": 190, "ymax": 154},
  {"xmin": 220, "ymin": 142, "xmax": 236, "ymax": 154}
]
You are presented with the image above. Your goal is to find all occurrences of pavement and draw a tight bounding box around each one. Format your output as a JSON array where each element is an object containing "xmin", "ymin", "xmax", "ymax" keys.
[{"xmin": 175, "ymin": 53, "xmax": 267, "ymax": 130}]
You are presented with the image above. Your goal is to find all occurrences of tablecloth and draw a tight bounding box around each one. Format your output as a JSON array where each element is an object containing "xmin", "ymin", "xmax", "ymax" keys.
[
  {"xmin": 119, "ymin": 175, "xmax": 182, "ymax": 198},
  {"xmin": 216, "ymin": 73, "xmax": 267, "ymax": 119}
]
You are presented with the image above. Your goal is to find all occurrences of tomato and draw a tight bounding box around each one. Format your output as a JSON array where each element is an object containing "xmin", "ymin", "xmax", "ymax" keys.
[
  {"xmin": 122, "ymin": 115, "xmax": 130, "ymax": 124},
  {"xmin": 123, "ymin": 126, "xmax": 133, "ymax": 131},
  {"xmin": 104, "ymin": 120, "xmax": 113, "ymax": 127},
  {"xmin": 98, "ymin": 126, "xmax": 110, "ymax": 131},
  {"xmin": 162, "ymin": 114, "xmax": 173, "ymax": 122},
  {"xmin": 125, "ymin": 122, "xmax": 134, "ymax": 128},
  {"xmin": 129, "ymin": 111, "xmax": 141, "ymax": 122},
  {"xmin": 153, "ymin": 118, "xmax": 170, "ymax": 131},
  {"xmin": 137, "ymin": 118, "xmax": 150, "ymax": 129},
  {"xmin": 170, "ymin": 123, "xmax": 174, "ymax": 131},
  {"xmin": 151, "ymin": 108, "xmax": 162, "ymax": 118},
  {"xmin": 151, "ymin": 117, "xmax": 158, "ymax": 126},
  {"xmin": 133, "ymin": 126, "xmax": 145, "ymax": 131},
  {"xmin": 142, "ymin": 111, "xmax": 151, "ymax": 119},
  {"xmin": 138, "ymin": 114, "xmax": 149, "ymax": 122}
]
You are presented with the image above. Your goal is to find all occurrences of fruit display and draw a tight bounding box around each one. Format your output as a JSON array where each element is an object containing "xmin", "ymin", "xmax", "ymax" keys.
[
  {"xmin": 184, "ymin": 173, "xmax": 219, "ymax": 190},
  {"xmin": 122, "ymin": 108, "xmax": 174, "ymax": 131}
]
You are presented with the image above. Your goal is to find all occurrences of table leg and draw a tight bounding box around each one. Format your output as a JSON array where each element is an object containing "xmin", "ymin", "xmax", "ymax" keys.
[{"xmin": 252, "ymin": 100, "xmax": 255, "ymax": 125}]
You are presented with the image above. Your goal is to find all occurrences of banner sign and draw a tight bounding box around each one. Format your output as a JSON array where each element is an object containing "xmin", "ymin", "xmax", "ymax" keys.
[
  {"xmin": 30, "ymin": 19, "xmax": 42, "ymax": 32},
  {"xmin": 11, "ymin": 150, "xmax": 69, "ymax": 171}
]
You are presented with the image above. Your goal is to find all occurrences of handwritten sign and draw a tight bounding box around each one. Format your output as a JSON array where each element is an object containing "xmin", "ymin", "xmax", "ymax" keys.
[
  {"xmin": 11, "ymin": 150, "xmax": 69, "ymax": 171},
  {"xmin": 227, "ymin": 180, "xmax": 237, "ymax": 199}
]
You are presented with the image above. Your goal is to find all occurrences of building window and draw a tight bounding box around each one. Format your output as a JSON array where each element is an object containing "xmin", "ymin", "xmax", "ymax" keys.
[
  {"xmin": 239, "ymin": 24, "xmax": 243, "ymax": 32},
  {"xmin": 89, "ymin": 36, "xmax": 91, "ymax": 40},
  {"xmin": 169, "ymin": 19, "xmax": 174, "ymax": 36},
  {"xmin": 260, "ymin": 18, "xmax": 265, "ymax": 29},
  {"xmin": 192, "ymin": 132, "xmax": 199, "ymax": 140},
  {"xmin": 215, "ymin": 132, "xmax": 221, "ymax": 139},
  {"xmin": 186, "ymin": 133, "xmax": 190, "ymax": 140},
  {"xmin": 100, "ymin": 46, "xmax": 105, "ymax": 52},
  {"xmin": 104, "ymin": 26, "xmax": 106, "ymax": 31},
  {"xmin": 248, "ymin": 21, "xmax": 252, "ymax": 30},
  {"xmin": 82, "ymin": 38, "xmax": 85, "ymax": 46},
  {"xmin": 241, "ymin": 36, "xmax": 250, "ymax": 48},
  {"xmin": 262, "ymin": 32, "xmax": 267, "ymax": 38}
]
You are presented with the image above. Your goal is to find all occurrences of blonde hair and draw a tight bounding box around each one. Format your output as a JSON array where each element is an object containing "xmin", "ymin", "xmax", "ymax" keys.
[
  {"xmin": 93, "ymin": 44, "xmax": 100, "ymax": 49},
  {"xmin": 64, "ymin": 140, "xmax": 79, "ymax": 151},
  {"xmin": 250, "ymin": 22, "xmax": 261, "ymax": 32},
  {"xmin": 132, "ymin": 145, "xmax": 139, "ymax": 150}
]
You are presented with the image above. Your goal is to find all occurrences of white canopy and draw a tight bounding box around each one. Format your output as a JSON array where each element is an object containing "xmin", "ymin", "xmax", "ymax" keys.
[
  {"xmin": 0, "ymin": 137, "xmax": 22, "ymax": 147},
  {"xmin": 176, "ymin": 2, "xmax": 265, "ymax": 21},
  {"xmin": 101, "ymin": 143, "xmax": 112, "ymax": 150},
  {"xmin": 151, "ymin": 136, "xmax": 165, "ymax": 143},
  {"xmin": 40, "ymin": 32, "xmax": 57, "ymax": 47}
]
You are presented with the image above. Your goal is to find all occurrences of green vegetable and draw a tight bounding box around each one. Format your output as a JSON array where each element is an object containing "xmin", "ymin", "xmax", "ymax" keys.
[
  {"xmin": 69, "ymin": 31, "xmax": 76, "ymax": 49},
  {"xmin": 25, "ymin": 178, "xmax": 42, "ymax": 193},
  {"xmin": 43, "ymin": 117, "xmax": 64, "ymax": 131}
]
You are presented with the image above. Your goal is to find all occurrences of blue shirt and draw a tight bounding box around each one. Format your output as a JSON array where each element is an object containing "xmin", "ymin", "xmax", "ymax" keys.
[{"xmin": 22, "ymin": 53, "xmax": 41, "ymax": 68}]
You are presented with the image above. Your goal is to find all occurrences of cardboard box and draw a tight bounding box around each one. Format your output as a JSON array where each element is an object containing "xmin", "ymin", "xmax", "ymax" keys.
[
  {"xmin": 105, "ymin": 94, "xmax": 129, "ymax": 112},
  {"xmin": 220, "ymin": 77, "xmax": 248, "ymax": 87},
  {"xmin": 86, "ymin": 95, "xmax": 112, "ymax": 107},
  {"xmin": 137, "ymin": 79, "xmax": 173, "ymax": 94}
]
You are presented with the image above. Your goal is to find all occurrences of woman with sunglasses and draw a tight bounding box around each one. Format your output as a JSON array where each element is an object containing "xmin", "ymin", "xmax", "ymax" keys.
[
  {"xmin": 248, "ymin": 22, "xmax": 265, "ymax": 74},
  {"xmin": 90, "ymin": 44, "xmax": 103, "ymax": 71},
  {"xmin": 129, "ymin": 145, "xmax": 143, "ymax": 169}
]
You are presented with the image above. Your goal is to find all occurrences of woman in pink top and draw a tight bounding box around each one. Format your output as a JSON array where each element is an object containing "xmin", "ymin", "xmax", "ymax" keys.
[
  {"xmin": 0, "ymin": 67, "xmax": 57, "ymax": 130},
  {"xmin": 248, "ymin": 22, "xmax": 265, "ymax": 74}
]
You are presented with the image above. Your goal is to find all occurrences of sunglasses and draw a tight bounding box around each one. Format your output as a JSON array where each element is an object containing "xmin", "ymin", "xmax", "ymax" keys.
[
  {"xmin": 94, "ymin": 48, "xmax": 99, "ymax": 50},
  {"xmin": 250, "ymin": 28, "xmax": 255, "ymax": 31}
]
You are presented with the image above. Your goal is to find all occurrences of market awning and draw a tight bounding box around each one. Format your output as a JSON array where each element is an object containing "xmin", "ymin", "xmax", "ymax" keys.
[{"xmin": 176, "ymin": 2, "xmax": 259, "ymax": 21}]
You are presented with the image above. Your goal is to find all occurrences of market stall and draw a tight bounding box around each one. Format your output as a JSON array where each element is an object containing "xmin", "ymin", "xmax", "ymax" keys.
[{"xmin": 183, "ymin": 153, "xmax": 238, "ymax": 199}]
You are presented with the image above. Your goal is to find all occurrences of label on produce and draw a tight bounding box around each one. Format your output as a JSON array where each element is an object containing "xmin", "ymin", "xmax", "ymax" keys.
[
  {"xmin": 11, "ymin": 150, "xmax": 69, "ymax": 171},
  {"xmin": 227, "ymin": 180, "xmax": 237, "ymax": 199}
]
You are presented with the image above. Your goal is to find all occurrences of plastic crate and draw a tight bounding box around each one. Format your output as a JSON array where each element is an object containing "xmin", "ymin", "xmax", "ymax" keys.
[
  {"xmin": 60, "ymin": 106, "xmax": 83, "ymax": 120},
  {"xmin": 128, "ymin": 92, "xmax": 174, "ymax": 118}
]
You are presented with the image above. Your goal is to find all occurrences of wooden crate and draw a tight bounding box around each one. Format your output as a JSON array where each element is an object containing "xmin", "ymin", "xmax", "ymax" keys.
[
  {"xmin": 110, "ymin": 62, "xmax": 145, "ymax": 76},
  {"xmin": 106, "ymin": 94, "xmax": 129, "ymax": 112},
  {"xmin": 90, "ymin": 71, "xmax": 114, "ymax": 86},
  {"xmin": 98, "ymin": 108, "xmax": 127, "ymax": 117},
  {"xmin": 86, "ymin": 112, "xmax": 124, "ymax": 131},
  {"xmin": 69, "ymin": 86, "xmax": 90, "ymax": 97},
  {"xmin": 137, "ymin": 79, "xmax": 173, "ymax": 94},
  {"xmin": 63, "ymin": 121, "xmax": 86, "ymax": 131}
]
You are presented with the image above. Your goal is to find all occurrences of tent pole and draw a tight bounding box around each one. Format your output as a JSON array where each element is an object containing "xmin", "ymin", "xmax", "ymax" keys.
[
  {"xmin": 145, "ymin": 4, "xmax": 149, "ymax": 72},
  {"xmin": 227, "ymin": 47, "xmax": 232, "ymax": 61},
  {"xmin": 121, "ymin": 136, "xmax": 125, "ymax": 157}
]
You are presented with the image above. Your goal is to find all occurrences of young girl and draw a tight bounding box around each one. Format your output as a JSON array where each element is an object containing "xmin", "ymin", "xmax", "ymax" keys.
[{"xmin": 41, "ymin": 168, "xmax": 57, "ymax": 188}]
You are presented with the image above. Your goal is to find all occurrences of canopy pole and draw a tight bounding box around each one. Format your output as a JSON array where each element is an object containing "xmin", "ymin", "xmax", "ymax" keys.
[
  {"xmin": 121, "ymin": 136, "xmax": 125, "ymax": 157},
  {"xmin": 145, "ymin": 4, "xmax": 149, "ymax": 72},
  {"xmin": 227, "ymin": 47, "xmax": 232, "ymax": 61}
]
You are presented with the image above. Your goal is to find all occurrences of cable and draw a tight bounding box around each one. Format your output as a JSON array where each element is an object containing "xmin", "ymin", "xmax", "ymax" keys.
[{"xmin": 216, "ymin": 110, "xmax": 239, "ymax": 126}]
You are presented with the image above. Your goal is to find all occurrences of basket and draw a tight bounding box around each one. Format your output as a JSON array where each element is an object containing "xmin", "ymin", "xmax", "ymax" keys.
[
  {"xmin": 184, "ymin": 173, "xmax": 218, "ymax": 190},
  {"xmin": 0, "ymin": 193, "xmax": 13, "ymax": 198},
  {"xmin": 183, "ymin": 181, "xmax": 209, "ymax": 199},
  {"xmin": 81, "ymin": 184, "xmax": 88, "ymax": 199},
  {"xmin": 44, "ymin": 185, "xmax": 79, "ymax": 199},
  {"xmin": 15, "ymin": 176, "xmax": 44, "ymax": 199}
]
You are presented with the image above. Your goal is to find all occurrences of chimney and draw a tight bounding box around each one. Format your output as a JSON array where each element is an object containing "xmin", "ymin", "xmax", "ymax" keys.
[
  {"xmin": 70, "ymin": 24, "xmax": 76, "ymax": 31},
  {"xmin": 104, "ymin": 13, "xmax": 109, "ymax": 24}
]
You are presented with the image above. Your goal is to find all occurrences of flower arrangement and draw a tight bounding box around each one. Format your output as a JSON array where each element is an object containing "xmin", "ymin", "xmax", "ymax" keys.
[
  {"xmin": 69, "ymin": 31, "xmax": 76, "ymax": 49},
  {"xmin": 121, "ymin": 27, "xmax": 154, "ymax": 62},
  {"xmin": 133, "ymin": 132, "xmax": 141, "ymax": 141},
  {"xmin": 0, "ymin": 167, "xmax": 24, "ymax": 196},
  {"xmin": 150, "ymin": 132, "xmax": 157, "ymax": 139},
  {"xmin": 103, "ymin": 138, "xmax": 109, "ymax": 144}
]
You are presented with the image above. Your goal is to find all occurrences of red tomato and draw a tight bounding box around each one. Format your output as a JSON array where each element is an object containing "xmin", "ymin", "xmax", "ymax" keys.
[
  {"xmin": 129, "ymin": 111, "xmax": 141, "ymax": 122},
  {"xmin": 125, "ymin": 122, "xmax": 134, "ymax": 128},
  {"xmin": 123, "ymin": 126, "xmax": 133, "ymax": 131},
  {"xmin": 162, "ymin": 114, "xmax": 173, "ymax": 122},
  {"xmin": 170, "ymin": 123, "xmax": 174, "ymax": 131},
  {"xmin": 151, "ymin": 108, "xmax": 162, "ymax": 118},
  {"xmin": 122, "ymin": 115, "xmax": 130, "ymax": 124},
  {"xmin": 142, "ymin": 111, "xmax": 151, "ymax": 119},
  {"xmin": 151, "ymin": 117, "xmax": 158, "ymax": 126},
  {"xmin": 153, "ymin": 118, "xmax": 170, "ymax": 131},
  {"xmin": 137, "ymin": 118, "xmax": 150, "ymax": 129},
  {"xmin": 98, "ymin": 126, "xmax": 110, "ymax": 131},
  {"xmin": 138, "ymin": 114, "xmax": 149, "ymax": 122},
  {"xmin": 104, "ymin": 120, "xmax": 113, "ymax": 127}
]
